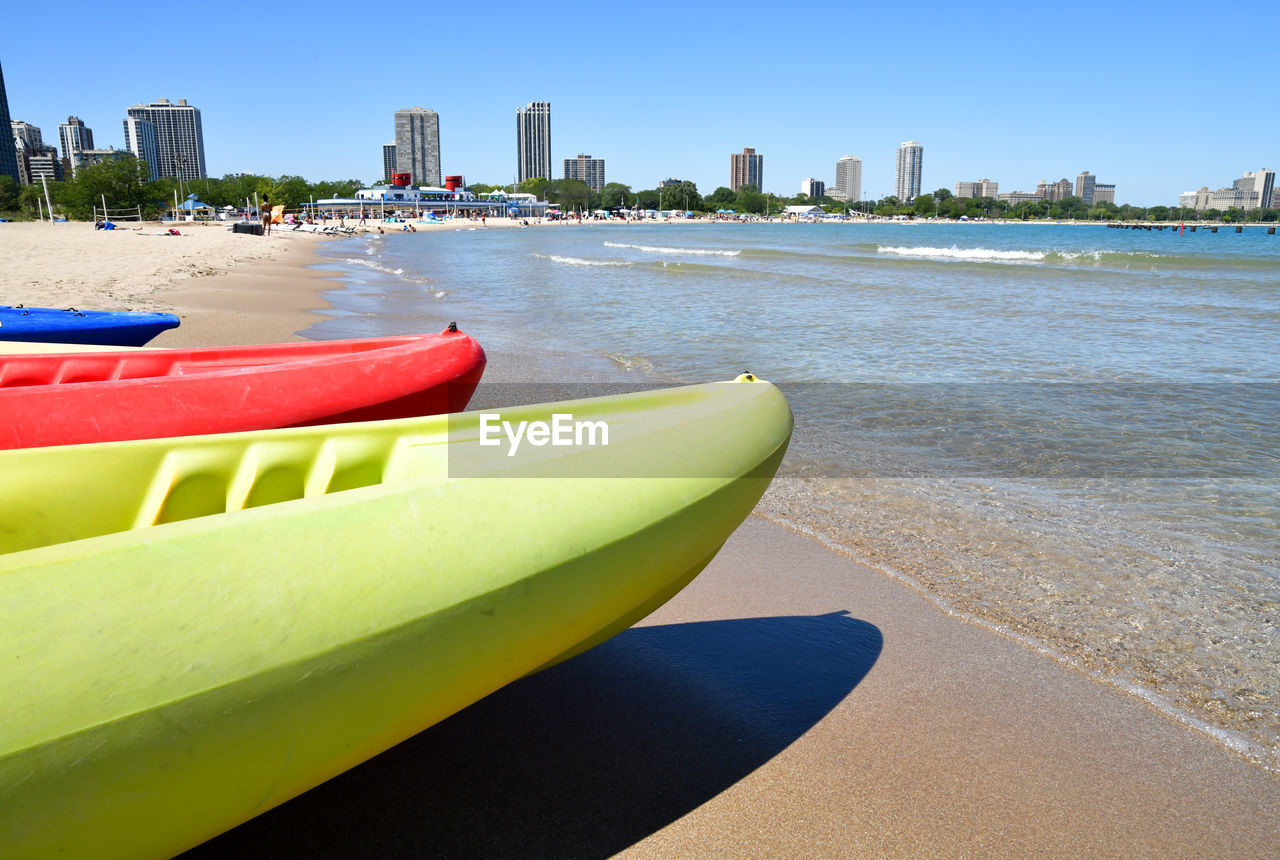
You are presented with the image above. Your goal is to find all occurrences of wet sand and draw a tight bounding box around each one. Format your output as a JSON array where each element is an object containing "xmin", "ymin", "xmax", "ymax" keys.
[{"xmin": 142, "ymin": 238, "xmax": 1280, "ymax": 857}]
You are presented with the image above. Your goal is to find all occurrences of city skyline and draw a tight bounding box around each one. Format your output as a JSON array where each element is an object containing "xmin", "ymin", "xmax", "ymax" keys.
[{"xmin": 1, "ymin": 2, "xmax": 1276, "ymax": 206}]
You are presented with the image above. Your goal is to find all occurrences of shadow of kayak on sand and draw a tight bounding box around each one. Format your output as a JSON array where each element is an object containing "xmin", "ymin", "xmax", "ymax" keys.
[{"xmin": 184, "ymin": 610, "xmax": 882, "ymax": 859}]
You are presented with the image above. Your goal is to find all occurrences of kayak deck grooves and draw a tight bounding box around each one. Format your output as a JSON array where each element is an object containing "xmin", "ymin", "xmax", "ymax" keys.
[{"xmin": 138, "ymin": 436, "xmax": 405, "ymax": 531}]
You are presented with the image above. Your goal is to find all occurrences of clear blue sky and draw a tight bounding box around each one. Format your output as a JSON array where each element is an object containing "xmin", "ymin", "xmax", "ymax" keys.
[{"xmin": 5, "ymin": 1, "xmax": 1275, "ymax": 206}]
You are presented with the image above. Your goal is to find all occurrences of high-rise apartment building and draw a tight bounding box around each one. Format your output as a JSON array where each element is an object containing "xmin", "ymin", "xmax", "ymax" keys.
[
  {"xmin": 1093, "ymin": 184, "xmax": 1116, "ymax": 205},
  {"xmin": 1037, "ymin": 178, "xmax": 1073, "ymax": 202},
  {"xmin": 834, "ymin": 155, "xmax": 862, "ymax": 202},
  {"xmin": 122, "ymin": 117, "xmax": 159, "ymax": 181},
  {"xmin": 13, "ymin": 120, "xmax": 61, "ymax": 185},
  {"xmin": 1237, "ymin": 169, "xmax": 1275, "ymax": 211},
  {"xmin": 563, "ymin": 154, "xmax": 605, "ymax": 190},
  {"xmin": 801, "ymin": 178, "xmax": 825, "ymax": 198},
  {"xmin": 11, "ymin": 120, "xmax": 42, "ymax": 151},
  {"xmin": 58, "ymin": 116, "xmax": 94, "ymax": 175},
  {"xmin": 126, "ymin": 99, "xmax": 206, "ymax": 180},
  {"xmin": 1075, "ymin": 171, "xmax": 1097, "ymax": 205},
  {"xmin": 730, "ymin": 147, "xmax": 764, "ymax": 191},
  {"xmin": 516, "ymin": 101, "xmax": 551, "ymax": 184},
  {"xmin": 955, "ymin": 179, "xmax": 998, "ymax": 199},
  {"xmin": 0, "ymin": 61, "xmax": 19, "ymax": 183},
  {"xmin": 394, "ymin": 107, "xmax": 441, "ymax": 187},
  {"xmin": 895, "ymin": 141, "xmax": 923, "ymax": 203},
  {"xmin": 382, "ymin": 144, "xmax": 397, "ymax": 181},
  {"xmin": 17, "ymin": 147, "xmax": 62, "ymax": 185}
]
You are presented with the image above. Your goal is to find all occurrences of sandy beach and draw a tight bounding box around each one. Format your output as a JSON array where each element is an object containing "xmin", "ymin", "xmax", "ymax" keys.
[{"xmin": 4, "ymin": 222, "xmax": 1279, "ymax": 857}]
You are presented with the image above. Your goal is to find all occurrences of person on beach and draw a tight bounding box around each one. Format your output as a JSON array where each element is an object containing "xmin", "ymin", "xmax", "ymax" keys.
[{"xmin": 260, "ymin": 198, "xmax": 272, "ymax": 236}]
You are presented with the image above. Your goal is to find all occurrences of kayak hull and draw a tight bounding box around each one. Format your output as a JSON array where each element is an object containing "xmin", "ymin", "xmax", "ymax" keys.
[
  {"xmin": 0, "ymin": 330, "xmax": 487, "ymax": 449},
  {"xmin": 0, "ymin": 379, "xmax": 792, "ymax": 859},
  {"xmin": 0, "ymin": 305, "xmax": 180, "ymax": 346}
]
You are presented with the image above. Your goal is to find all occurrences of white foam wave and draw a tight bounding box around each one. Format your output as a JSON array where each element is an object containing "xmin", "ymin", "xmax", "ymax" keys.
[
  {"xmin": 877, "ymin": 245, "xmax": 1046, "ymax": 262},
  {"xmin": 338, "ymin": 257, "xmax": 432, "ymax": 285},
  {"xmin": 533, "ymin": 253, "xmax": 632, "ymax": 267},
  {"xmin": 604, "ymin": 241, "xmax": 740, "ymax": 257},
  {"xmin": 340, "ymin": 257, "xmax": 406, "ymax": 276}
]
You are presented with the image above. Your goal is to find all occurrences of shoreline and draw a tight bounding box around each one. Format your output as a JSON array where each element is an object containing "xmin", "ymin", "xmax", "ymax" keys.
[{"xmin": 6, "ymin": 228, "xmax": 1278, "ymax": 854}]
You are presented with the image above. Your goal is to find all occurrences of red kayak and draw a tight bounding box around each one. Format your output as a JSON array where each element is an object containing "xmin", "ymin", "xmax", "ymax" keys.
[{"xmin": 0, "ymin": 327, "xmax": 486, "ymax": 449}]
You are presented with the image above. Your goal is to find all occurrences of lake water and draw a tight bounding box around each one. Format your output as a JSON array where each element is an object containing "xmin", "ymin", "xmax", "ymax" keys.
[{"xmin": 308, "ymin": 220, "xmax": 1279, "ymax": 769}]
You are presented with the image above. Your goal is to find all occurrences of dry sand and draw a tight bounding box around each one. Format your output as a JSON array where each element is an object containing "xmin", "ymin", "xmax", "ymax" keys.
[{"xmin": 5, "ymin": 224, "xmax": 1277, "ymax": 856}]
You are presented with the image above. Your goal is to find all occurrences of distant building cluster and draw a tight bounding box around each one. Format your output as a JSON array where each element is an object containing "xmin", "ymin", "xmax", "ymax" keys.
[
  {"xmin": 2, "ymin": 73, "xmax": 207, "ymax": 188},
  {"xmin": 994, "ymin": 170, "xmax": 1115, "ymax": 207},
  {"xmin": 1178, "ymin": 169, "xmax": 1275, "ymax": 211},
  {"xmin": 2, "ymin": 52, "xmax": 1261, "ymax": 214}
]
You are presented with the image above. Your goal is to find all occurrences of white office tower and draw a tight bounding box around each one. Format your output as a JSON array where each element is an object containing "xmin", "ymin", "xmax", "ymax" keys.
[
  {"xmin": 516, "ymin": 101, "xmax": 551, "ymax": 184},
  {"xmin": 834, "ymin": 155, "xmax": 862, "ymax": 202},
  {"xmin": 122, "ymin": 117, "xmax": 159, "ymax": 181},
  {"xmin": 58, "ymin": 116, "xmax": 94, "ymax": 174},
  {"xmin": 895, "ymin": 140, "xmax": 923, "ymax": 203},
  {"xmin": 125, "ymin": 99, "xmax": 206, "ymax": 180}
]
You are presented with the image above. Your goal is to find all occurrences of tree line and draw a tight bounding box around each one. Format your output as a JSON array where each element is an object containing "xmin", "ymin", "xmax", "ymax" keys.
[
  {"xmin": 0, "ymin": 155, "xmax": 1274, "ymax": 223},
  {"xmin": 0, "ymin": 155, "xmax": 364, "ymax": 221}
]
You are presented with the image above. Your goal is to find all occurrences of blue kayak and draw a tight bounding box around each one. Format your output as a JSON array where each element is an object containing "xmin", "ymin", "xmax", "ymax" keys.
[{"xmin": 0, "ymin": 305, "xmax": 180, "ymax": 346}]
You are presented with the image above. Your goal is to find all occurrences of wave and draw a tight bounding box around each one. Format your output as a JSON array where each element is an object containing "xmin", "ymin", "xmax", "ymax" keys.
[
  {"xmin": 877, "ymin": 245, "xmax": 1048, "ymax": 263},
  {"xmin": 604, "ymin": 241, "xmax": 741, "ymax": 257},
  {"xmin": 533, "ymin": 253, "xmax": 632, "ymax": 267}
]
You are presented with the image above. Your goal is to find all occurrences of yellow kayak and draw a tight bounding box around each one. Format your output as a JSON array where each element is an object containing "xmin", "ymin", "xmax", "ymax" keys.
[{"xmin": 0, "ymin": 376, "xmax": 791, "ymax": 858}]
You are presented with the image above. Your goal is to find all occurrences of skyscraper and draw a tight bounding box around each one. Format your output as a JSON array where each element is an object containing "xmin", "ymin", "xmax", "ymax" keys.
[
  {"xmin": 1237, "ymin": 169, "xmax": 1275, "ymax": 211},
  {"xmin": 382, "ymin": 144, "xmax": 397, "ymax": 181},
  {"xmin": 562, "ymin": 154, "xmax": 605, "ymax": 190},
  {"xmin": 125, "ymin": 99, "xmax": 206, "ymax": 180},
  {"xmin": 801, "ymin": 178, "xmax": 825, "ymax": 198},
  {"xmin": 1075, "ymin": 171, "xmax": 1096, "ymax": 205},
  {"xmin": 394, "ymin": 107, "xmax": 441, "ymax": 187},
  {"xmin": 58, "ymin": 116, "xmax": 94, "ymax": 175},
  {"xmin": 834, "ymin": 155, "xmax": 862, "ymax": 202},
  {"xmin": 122, "ymin": 117, "xmax": 159, "ymax": 181},
  {"xmin": 895, "ymin": 141, "xmax": 923, "ymax": 203},
  {"xmin": 730, "ymin": 147, "xmax": 763, "ymax": 191},
  {"xmin": 0, "ymin": 61, "xmax": 18, "ymax": 183},
  {"xmin": 516, "ymin": 101, "xmax": 551, "ymax": 184},
  {"xmin": 11, "ymin": 120, "xmax": 42, "ymax": 151}
]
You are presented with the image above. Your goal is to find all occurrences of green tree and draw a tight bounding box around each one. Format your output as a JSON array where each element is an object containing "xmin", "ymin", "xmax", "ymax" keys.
[
  {"xmin": 517, "ymin": 176, "xmax": 549, "ymax": 199},
  {"xmin": 913, "ymin": 193, "xmax": 936, "ymax": 216},
  {"xmin": 59, "ymin": 155, "xmax": 151, "ymax": 219},
  {"xmin": 736, "ymin": 188, "xmax": 765, "ymax": 214},
  {"xmin": 932, "ymin": 187, "xmax": 953, "ymax": 201},
  {"xmin": 706, "ymin": 186, "xmax": 737, "ymax": 208},
  {"xmin": 636, "ymin": 189, "xmax": 660, "ymax": 210},
  {"xmin": 0, "ymin": 176, "xmax": 20, "ymax": 213},
  {"xmin": 599, "ymin": 182, "xmax": 633, "ymax": 209},
  {"xmin": 545, "ymin": 178, "xmax": 592, "ymax": 213}
]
